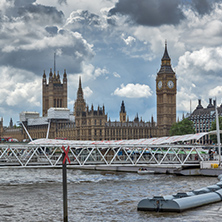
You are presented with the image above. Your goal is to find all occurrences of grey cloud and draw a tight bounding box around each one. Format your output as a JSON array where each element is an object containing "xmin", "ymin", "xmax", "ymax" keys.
[
  {"xmin": 18, "ymin": 4, "xmax": 64, "ymax": 24},
  {"xmin": 45, "ymin": 26, "xmax": 59, "ymax": 36},
  {"xmin": 107, "ymin": 18, "xmax": 116, "ymax": 26},
  {"xmin": 2, "ymin": 1, "xmax": 64, "ymax": 26},
  {"xmin": 109, "ymin": 0, "xmax": 185, "ymax": 26},
  {"xmin": 14, "ymin": 0, "xmax": 36, "ymax": 7},
  {"xmin": 58, "ymin": 0, "xmax": 67, "ymax": 5},
  {"xmin": 0, "ymin": 2, "xmax": 94, "ymax": 77},
  {"xmin": 0, "ymin": 32, "xmax": 94, "ymax": 76},
  {"xmin": 109, "ymin": 0, "xmax": 222, "ymax": 27},
  {"xmin": 191, "ymin": 0, "xmax": 222, "ymax": 15},
  {"xmin": 65, "ymin": 10, "xmax": 110, "ymax": 42}
]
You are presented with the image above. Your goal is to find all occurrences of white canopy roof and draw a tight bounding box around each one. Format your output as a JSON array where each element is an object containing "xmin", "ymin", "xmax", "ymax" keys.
[{"xmin": 29, "ymin": 132, "xmax": 215, "ymax": 146}]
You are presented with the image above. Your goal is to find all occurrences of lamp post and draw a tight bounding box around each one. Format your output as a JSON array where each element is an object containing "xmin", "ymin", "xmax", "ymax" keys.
[
  {"xmin": 62, "ymin": 146, "xmax": 70, "ymax": 222},
  {"xmin": 215, "ymin": 103, "xmax": 221, "ymax": 166}
]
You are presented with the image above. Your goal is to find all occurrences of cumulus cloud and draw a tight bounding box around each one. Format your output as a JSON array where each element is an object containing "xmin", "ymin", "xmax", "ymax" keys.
[
  {"xmin": 0, "ymin": 7, "xmax": 94, "ymax": 74},
  {"xmin": 66, "ymin": 10, "xmax": 100, "ymax": 27},
  {"xmin": 0, "ymin": 66, "xmax": 41, "ymax": 115},
  {"xmin": 180, "ymin": 5, "xmax": 222, "ymax": 50},
  {"xmin": 113, "ymin": 83, "xmax": 152, "ymax": 98},
  {"xmin": 175, "ymin": 45, "xmax": 222, "ymax": 114},
  {"xmin": 177, "ymin": 47, "xmax": 222, "ymax": 74}
]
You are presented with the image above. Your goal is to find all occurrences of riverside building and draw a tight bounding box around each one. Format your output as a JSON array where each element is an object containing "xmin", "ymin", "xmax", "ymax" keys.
[{"xmin": 189, "ymin": 98, "xmax": 222, "ymax": 144}]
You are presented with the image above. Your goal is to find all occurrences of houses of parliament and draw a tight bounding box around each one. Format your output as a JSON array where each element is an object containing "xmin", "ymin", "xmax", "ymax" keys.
[{"xmin": 1, "ymin": 43, "xmax": 177, "ymax": 141}]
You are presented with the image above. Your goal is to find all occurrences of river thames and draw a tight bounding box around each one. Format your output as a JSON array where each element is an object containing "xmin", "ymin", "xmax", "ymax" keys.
[{"xmin": 0, "ymin": 168, "xmax": 221, "ymax": 222}]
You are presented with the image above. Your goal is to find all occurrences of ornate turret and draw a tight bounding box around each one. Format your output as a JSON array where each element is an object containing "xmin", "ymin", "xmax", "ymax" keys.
[
  {"xmin": 134, "ymin": 113, "xmax": 139, "ymax": 122},
  {"xmin": 77, "ymin": 76, "xmax": 84, "ymax": 99},
  {"xmin": 9, "ymin": 118, "xmax": 13, "ymax": 128},
  {"xmin": 120, "ymin": 100, "xmax": 126, "ymax": 122},
  {"xmin": 63, "ymin": 69, "xmax": 67, "ymax": 82},
  {"xmin": 43, "ymin": 70, "xmax": 46, "ymax": 85},
  {"xmin": 162, "ymin": 41, "xmax": 171, "ymax": 63},
  {"xmin": 74, "ymin": 76, "xmax": 86, "ymax": 116},
  {"xmin": 158, "ymin": 41, "xmax": 175, "ymax": 75},
  {"xmin": 43, "ymin": 70, "xmax": 46, "ymax": 79},
  {"xmin": 57, "ymin": 71, "xmax": 60, "ymax": 80}
]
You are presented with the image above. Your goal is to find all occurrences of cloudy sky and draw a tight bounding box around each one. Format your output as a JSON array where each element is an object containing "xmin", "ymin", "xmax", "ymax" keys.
[{"xmin": 1, "ymin": 0, "xmax": 222, "ymax": 126}]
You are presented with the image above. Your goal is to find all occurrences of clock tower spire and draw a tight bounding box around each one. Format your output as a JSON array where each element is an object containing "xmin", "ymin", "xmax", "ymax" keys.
[{"xmin": 156, "ymin": 41, "xmax": 177, "ymax": 136}]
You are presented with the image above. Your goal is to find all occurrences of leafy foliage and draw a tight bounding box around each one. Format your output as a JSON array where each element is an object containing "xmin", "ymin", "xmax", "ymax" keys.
[{"xmin": 170, "ymin": 118, "xmax": 195, "ymax": 136}]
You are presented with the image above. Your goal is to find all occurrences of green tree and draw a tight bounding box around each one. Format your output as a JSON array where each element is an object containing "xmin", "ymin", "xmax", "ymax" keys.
[
  {"xmin": 170, "ymin": 118, "xmax": 195, "ymax": 136},
  {"xmin": 210, "ymin": 116, "xmax": 222, "ymax": 144}
]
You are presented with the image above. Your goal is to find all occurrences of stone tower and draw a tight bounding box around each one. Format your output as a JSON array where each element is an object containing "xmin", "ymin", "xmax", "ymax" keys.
[
  {"xmin": 74, "ymin": 76, "xmax": 86, "ymax": 117},
  {"xmin": 156, "ymin": 42, "xmax": 177, "ymax": 136},
  {"xmin": 120, "ymin": 101, "xmax": 126, "ymax": 122},
  {"xmin": 42, "ymin": 69, "xmax": 67, "ymax": 116}
]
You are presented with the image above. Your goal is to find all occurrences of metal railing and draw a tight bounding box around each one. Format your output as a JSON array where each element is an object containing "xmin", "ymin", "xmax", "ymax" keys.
[{"xmin": 0, "ymin": 143, "xmax": 210, "ymax": 167}]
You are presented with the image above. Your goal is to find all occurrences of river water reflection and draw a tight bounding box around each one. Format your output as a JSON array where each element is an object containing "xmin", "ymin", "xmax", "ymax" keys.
[{"xmin": 0, "ymin": 168, "xmax": 221, "ymax": 221}]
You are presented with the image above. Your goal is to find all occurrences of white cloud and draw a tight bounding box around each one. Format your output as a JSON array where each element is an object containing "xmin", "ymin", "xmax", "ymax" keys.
[
  {"xmin": 175, "ymin": 46, "xmax": 222, "ymax": 112},
  {"xmin": 113, "ymin": 83, "xmax": 152, "ymax": 98},
  {"xmin": 70, "ymin": 63, "xmax": 109, "ymax": 82},
  {"xmin": 209, "ymin": 86, "xmax": 222, "ymax": 98},
  {"xmin": 121, "ymin": 34, "xmax": 136, "ymax": 46},
  {"xmin": 113, "ymin": 72, "xmax": 121, "ymax": 78},
  {"xmin": 0, "ymin": 0, "xmax": 13, "ymax": 13},
  {"xmin": 94, "ymin": 67, "xmax": 109, "ymax": 77},
  {"xmin": 6, "ymin": 80, "xmax": 41, "ymax": 107},
  {"xmin": 83, "ymin": 86, "xmax": 93, "ymax": 98},
  {"xmin": 177, "ymin": 87, "xmax": 198, "ymax": 113},
  {"xmin": 178, "ymin": 47, "xmax": 222, "ymax": 73},
  {"xmin": 0, "ymin": 66, "xmax": 41, "ymax": 109},
  {"xmin": 2, "ymin": 30, "xmax": 93, "ymax": 53}
]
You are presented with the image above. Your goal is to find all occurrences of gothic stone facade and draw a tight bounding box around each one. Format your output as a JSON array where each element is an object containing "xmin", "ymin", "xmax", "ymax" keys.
[
  {"xmin": 156, "ymin": 43, "xmax": 177, "ymax": 137},
  {"xmin": 42, "ymin": 69, "xmax": 67, "ymax": 116}
]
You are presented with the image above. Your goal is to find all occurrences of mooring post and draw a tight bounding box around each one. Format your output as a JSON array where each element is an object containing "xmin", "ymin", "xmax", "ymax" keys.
[{"xmin": 62, "ymin": 152, "xmax": 68, "ymax": 222}]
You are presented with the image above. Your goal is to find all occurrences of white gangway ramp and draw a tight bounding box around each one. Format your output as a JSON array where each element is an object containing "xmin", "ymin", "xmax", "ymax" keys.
[{"xmin": 0, "ymin": 132, "xmax": 216, "ymax": 167}]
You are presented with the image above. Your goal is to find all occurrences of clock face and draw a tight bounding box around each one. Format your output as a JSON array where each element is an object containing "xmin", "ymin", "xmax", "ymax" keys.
[
  {"xmin": 167, "ymin": 80, "xmax": 174, "ymax": 89},
  {"xmin": 158, "ymin": 81, "xmax": 162, "ymax": 89}
]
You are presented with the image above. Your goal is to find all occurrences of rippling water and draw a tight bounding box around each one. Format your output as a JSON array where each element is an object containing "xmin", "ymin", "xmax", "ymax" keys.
[{"xmin": 0, "ymin": 168, "xmax": 221, "ymax": 222}]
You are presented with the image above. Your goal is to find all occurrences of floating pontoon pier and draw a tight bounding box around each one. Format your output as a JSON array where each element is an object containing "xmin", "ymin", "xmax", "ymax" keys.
[{"xmin": 137, "ymin": 175, "xmax": 222, "ymax": 212}]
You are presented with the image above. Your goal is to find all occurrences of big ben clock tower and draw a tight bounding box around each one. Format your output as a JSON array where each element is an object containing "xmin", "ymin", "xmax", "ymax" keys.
[{"xmin": 156, "ymin": 42, "xmax": 177, "ymax": 136}]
